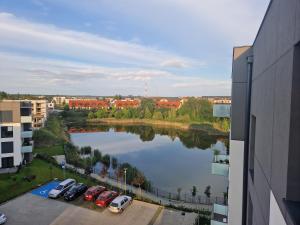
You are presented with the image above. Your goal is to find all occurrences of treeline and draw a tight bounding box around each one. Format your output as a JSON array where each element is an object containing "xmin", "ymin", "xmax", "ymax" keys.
[
  {"xmin": 64, "ymin": 143, "xmax": 151, "ymax": 190},
  {"xmin": 87, "ymin": 98, "xmax": 230, "ymax": 132}
]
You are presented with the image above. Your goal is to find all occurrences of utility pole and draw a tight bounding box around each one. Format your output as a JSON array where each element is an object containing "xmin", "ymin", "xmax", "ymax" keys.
[{"xmin": 124, "ymin": 168, "xmax": 127, "ymax": 194}]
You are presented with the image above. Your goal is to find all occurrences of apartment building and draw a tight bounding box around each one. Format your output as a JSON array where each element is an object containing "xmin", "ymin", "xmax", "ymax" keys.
[
  {"xmin": 228, "ymin": 0, "xmax": 300, "ymax": 225},
  {"xmin": 31, "ymin": 100, "xmax": 48, "ymax": 129},
  {"xmin": 0, "ymin": 100, "xmax": 33, "ymax": 169}
]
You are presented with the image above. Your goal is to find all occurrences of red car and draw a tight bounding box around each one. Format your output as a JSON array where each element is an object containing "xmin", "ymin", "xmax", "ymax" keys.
[
  {"xmin": 84, "ymin": 186, "xmax": 106, "ymax": 201},
  {"xmin": 95, "ymin": 191, "xmax": 118, "ymax": 207}
]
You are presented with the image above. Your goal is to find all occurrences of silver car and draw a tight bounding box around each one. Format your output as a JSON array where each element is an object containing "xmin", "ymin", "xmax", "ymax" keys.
[
  {"xmin": 108, "ymin": 195, "xmax": 132, "ymax": 213},
  {"xmin": 0, "ymin": 213, "xmax": 7, "ymax": 224},
  {"xmin": 48, "ymin": 179, "xmax": 76, "ymax": 198}
]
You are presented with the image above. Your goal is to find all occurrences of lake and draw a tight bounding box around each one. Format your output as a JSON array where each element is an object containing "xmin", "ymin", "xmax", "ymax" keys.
[{"xmin": 70, "ymin": 124, "xmax": 228, "ymax": 197}]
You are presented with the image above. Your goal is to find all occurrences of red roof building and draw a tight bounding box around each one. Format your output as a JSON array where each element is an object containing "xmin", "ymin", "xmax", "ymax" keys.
[
  {"xmin": 114, "ymin": 99, "xmax": 140, "ymax": 109},
  {"xmin": 69, "ymin": 99, "xmax": 109, "ymax": 109},
  {"xmin": 155, "ymin": 99, "xmax": 182, "ymax": 109}
]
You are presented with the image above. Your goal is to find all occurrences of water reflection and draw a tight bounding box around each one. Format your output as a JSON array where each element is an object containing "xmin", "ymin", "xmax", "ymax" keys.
[{"xmin": 70, "ymin": 124, "xmax": 229, "ymax": 196}]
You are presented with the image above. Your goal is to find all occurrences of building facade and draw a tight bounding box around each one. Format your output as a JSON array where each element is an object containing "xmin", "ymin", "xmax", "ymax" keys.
[
  {"xmin": 0, "ymin": 101, "xmax": 33, "ymax": 169},
  {"xmin": 229, "ymin": 0, "xmax": 300, "ymax": 225},
  {"xmin": 31, "ymin": 100, "xmax": 48, "ymax": 129}
]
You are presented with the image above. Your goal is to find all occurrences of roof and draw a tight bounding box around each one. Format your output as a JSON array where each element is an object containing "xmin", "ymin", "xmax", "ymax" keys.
[
  {"xmin": 114, "ymin": 100, "xmax": 140, "ymax": 108},
  {"xmin": 156, "ymin": 100, "xmax": 181, "ymax": 109},
  {"xmin": 69, "ymin": 99, "xmax": 109, "ymax": 108}
]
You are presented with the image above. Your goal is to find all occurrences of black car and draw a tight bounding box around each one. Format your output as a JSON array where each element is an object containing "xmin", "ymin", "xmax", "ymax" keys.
[{"xmin": 64, "ymin": 183, "xmax": 88, "ymax": 201}]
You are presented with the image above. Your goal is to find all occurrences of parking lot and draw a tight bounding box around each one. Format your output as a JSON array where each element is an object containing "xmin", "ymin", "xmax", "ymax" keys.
[{"xmin": 0, "ymin": 182, "xmax": 160, "ymax": 225}]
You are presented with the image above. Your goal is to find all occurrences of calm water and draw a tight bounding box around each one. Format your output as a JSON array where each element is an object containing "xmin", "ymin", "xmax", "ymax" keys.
[{"xmin": 70, "ymin": 124, "xmax": 228, "ymax": 197}]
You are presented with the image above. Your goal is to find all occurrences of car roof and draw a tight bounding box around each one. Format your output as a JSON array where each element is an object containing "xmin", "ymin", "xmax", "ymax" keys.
[
  {"xmin": 60, "ymin": 178, "xmax": 75, "ymax": 185},
  {"xmin": 88, "ymin": 185, "xmax": 105, "ymax": 191},
  {"xmin": 111, "ymin": 195, "xmax": 130, "ymax": 204},
  {"xmin": 100, "ymin": 190, "xmax": 117, "ymax": 198}
]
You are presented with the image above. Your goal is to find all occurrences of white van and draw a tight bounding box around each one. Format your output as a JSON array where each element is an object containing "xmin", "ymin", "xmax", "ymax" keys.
[
  {"xmin": 48, "ymin": 179, "xmax": 76, "ymax": 198},
  {"xmin": 108, "ymin": 195, "xmax": 132, "ymax": 213}
]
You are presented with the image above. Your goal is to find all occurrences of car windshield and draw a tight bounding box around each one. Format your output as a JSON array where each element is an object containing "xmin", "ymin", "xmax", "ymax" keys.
[
  {"xmin": 56, "ymin": 185, "xmax": 64, "ymax": 190},
  {"xmin": 69, "ymin": 186, "xmax": 77, "ymax": 192},
  {"xmin": 110, "ymin": 203, "xmax": 118, "ymax": 207}
]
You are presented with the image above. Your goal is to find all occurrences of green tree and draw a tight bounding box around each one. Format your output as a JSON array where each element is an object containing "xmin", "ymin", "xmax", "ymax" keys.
[
  {"xmin": 88, "ymin": 111, "xmax": 95, "ymax": 119},
  {"xmin": 101, "ymin": 154, "xmax": 111, "ymax": 168},
  {"xmin": 144, "ymin": 107, "xmax": 152, "ymax": 119},
  {"xmin": 112, "ymin": 157, "xmax": 118, "ymax": 170},
  {"xmin": 152, "ymin": 111, "xmax": 163, "ymax": 120},
  {"xmin": 167, "ymin": 108, "xmax": 177, "ymax": 121}
]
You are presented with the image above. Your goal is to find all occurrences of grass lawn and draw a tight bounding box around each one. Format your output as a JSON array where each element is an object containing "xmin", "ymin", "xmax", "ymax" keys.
[
  {"xmin": 34, "ymin": 145, "xmax": 65, "ymax": 156},
  {"xmin": 0, "ymin": 159, "xmax": 98, "ymax": 204}
]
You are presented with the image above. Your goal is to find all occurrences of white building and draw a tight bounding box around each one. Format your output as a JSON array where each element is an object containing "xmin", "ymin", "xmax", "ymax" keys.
[
  {"xmin": 0, "ymin": 100, "xmax": 33, "ymax": 169},
  {"xmin": 31, "ymin": 99, "xmax": 48, "ymax": 129}
]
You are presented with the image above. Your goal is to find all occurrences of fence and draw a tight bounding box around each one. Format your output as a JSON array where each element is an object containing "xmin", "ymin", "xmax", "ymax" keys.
[{"xmin": 106, "ymin": 173, "xmax": 226, "ymax": 206}]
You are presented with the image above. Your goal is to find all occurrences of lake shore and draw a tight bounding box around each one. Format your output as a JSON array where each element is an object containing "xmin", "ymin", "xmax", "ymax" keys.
[{"xmin": 86, "ymin": 118, "xmax": 228, "ymax": 136}]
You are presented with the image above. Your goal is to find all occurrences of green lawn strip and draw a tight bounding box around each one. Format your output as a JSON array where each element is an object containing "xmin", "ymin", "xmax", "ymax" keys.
[
  {"xmin": 33, "ymin": 145, "xmax": 64, "ymax": 156},
  {"xmin": 0, "ymin": 159, "xmax": 98, "ymax": 204}
]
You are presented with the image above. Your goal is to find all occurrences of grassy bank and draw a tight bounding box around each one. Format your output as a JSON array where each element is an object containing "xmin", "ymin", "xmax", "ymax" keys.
[
  {"xmin": 0, "ymin": 159, "xmax": 98, "ymax": 203},
  {"xmin": 87, "ymin": 118, "xmax": 228, "ymax": 136},
  {"xmin": 34, "ymin": 145, "xmax": 64, "ymax": 156}
]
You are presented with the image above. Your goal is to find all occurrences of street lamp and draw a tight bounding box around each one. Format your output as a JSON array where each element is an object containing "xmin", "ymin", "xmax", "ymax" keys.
[{"xmin": 124, "ymin": 168, "xmax": 127, "ymax": 194}]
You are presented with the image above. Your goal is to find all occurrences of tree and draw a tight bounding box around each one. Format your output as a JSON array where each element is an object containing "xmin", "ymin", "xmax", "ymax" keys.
[
  {"xmin": 192, "ymin": 186, "xmax": 197, "ymax": 202},
  {"xmin": 204, "ymin": 185, "xmax": 211, "ymax": 198},
  {"xmin": 152, "ymin": 111, "xmax": 163, "ymax": 120},
  {"xmin": 93, "ymin": 149, "xmax": 102, "ymax": 162},
  {"xmin": 144, "ymin": 107, "xmax": 152, "ymax": 119},
  {"xmin": 112, "ymin": 157, "xmax": 118, "ymax": 170},
  {"xmin": 80, "ymin": 146, "xmax": 92, "ymax": 155},
  {"xmin": 101, "ymin": 154, "xmax": 111, "ymax": 168},
  {"xmin": 132, "ymin": 172, "xmax": 146, "ymax": 198},
  {"xmin": 63, "ymin": 104, "xmax": 69, "ymax": 111},
  {"xmin": 88, "ymin": 111, "xmax": 95, "ymax": 119},
  {"xmin": 167, "ymin": 108, "xmax": 177, "ymax": 121}
]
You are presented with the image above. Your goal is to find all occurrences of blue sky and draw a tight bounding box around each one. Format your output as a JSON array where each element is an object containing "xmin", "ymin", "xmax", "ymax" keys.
[{"xmin": 0, "ymin": 0, "xmax": 269, "ymax": 96}]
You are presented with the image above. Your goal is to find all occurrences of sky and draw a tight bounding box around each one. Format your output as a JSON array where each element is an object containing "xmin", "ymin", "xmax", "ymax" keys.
[{"xmin": 0, "ymin": 0, "xmax": 269, "ymax": 97}]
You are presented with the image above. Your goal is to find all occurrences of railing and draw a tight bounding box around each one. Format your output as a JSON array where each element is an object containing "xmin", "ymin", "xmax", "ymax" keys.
[
  {"xmin": 211, "ymin": 203, "xmax": 228, "ymax": 224},
  {"xmin": 105, "ymin": 173, "xmax": 225, "ymax": 205}
]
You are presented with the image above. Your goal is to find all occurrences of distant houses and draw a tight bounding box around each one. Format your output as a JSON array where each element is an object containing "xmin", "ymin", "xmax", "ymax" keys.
[{"xmin": 69, "ymin": 99, "xmax": 110, "ymax": 110}]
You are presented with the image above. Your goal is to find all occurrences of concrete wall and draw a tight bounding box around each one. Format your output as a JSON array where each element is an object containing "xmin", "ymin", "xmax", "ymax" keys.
[{"xmin": 247, "ymin": 0, "xmax": 300, "ymax": 224}]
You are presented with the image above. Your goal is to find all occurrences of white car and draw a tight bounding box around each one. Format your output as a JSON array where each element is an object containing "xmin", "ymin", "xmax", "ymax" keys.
[
  {"xmin": 48, "ymin": 179, "xmax": 76, "ymax": 198},
  {"xmin": 0, "ymin": 212, "xmax": 7, "ymax": 224},
  {"xmin": 108, "ymin": 195, "xmax": 132, "ymax": 213}
]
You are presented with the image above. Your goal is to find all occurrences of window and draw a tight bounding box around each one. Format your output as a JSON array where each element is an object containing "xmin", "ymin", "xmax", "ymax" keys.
[
  {"xmin": 1, "ymin": 126, "xmax": 13, "ymax": 138},
  {"xmin": 249, "ymin": 115, "xmax": 256, "ymax": 181},
  {"xmin": 1, "ymin": 142, "xmax": 14, "ymax": 153},
  {"xmin": 0, "ymin": 111, "xmax": 13, "ymax": 123},
  {"xmin": 1, "ymin": 157, "xmax": 14, "ymax": 168},
  {"xmin": 20, "ymin": 108, "xmax": 31, "ymax": 116}
]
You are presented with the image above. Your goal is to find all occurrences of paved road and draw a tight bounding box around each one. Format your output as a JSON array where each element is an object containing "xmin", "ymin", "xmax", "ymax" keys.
[
  {"xmin": 50, "ymin": 200, "xmax": 159, "ymax": 225},
  {"xmin": 0, "ymin": 194, "xmax": 69, "ymax": 225},
  {"xmin": 154, "ymin": 209, "xmax": 197, "ymax": 225}
]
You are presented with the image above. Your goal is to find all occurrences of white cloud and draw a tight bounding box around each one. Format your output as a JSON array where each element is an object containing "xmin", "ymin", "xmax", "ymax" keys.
[{"xmin": 0, "ymin": 12, "xmax": 198, "ymax": 69}]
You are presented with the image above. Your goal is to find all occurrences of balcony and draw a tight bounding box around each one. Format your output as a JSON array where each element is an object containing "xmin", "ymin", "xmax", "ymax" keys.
[
  {"xmin": 21, "ymin": 145, "xmax": 33, "ymax": 153},
  {"xmin": 211, "ymin": 203, "xmax": 228, "ymax": 225},
  {"xmin": 21, "ymin": 116, "xmax": 32, "ymax": 123},
  {"xmin": 211, "ymin": 155, "xmax": 229, "ymax": 176},
  {"xmin": 21, "ymin": 130, "xmax": 33, "ymax": 138},
  {"xmin": 21, "ymin": 140, "xmax": 33, "ymax": 153},
  {"xmin": 20, "ymin": 101, "xmax": 32, "ymax": 108}
]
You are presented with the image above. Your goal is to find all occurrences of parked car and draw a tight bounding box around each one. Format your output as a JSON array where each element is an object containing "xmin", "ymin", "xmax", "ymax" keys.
[
  {"xmin": 48, "ymin": 179, "xmax": 76, "ymax": 198},
  {"xmin": 95, "ymin": 190, "xmax": 118, "ymax": 207},
  {"xmin": 64, "ymin": 183, "xmax": 88, "ymax": 201},
  {"xmin": 84, "ymin": 185, "xmax": 106, "ymax": 201},
  {"xmin": 0, "ymin": 212, "xmax": 7, "ymax": 224},
  {"xmin": 108, "ymin": 195, "xmax": 132, "ymax": 213}
]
